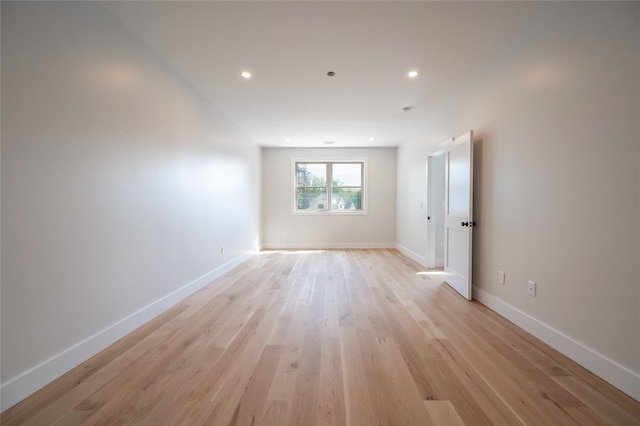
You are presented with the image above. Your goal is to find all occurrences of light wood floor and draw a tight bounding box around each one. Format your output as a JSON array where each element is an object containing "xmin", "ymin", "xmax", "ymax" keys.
[{"xmin": 3, "ymin": 249, "xmax": 639, "ymax": 425}]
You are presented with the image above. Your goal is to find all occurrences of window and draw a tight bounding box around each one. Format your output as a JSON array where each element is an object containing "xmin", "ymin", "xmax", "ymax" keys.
[{"xmin": 294, "ymin": 160, "xmax": 366, "ymax": 214}]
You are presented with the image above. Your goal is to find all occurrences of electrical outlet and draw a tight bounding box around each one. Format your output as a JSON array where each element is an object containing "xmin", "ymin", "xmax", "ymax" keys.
[
  {"xmin": 528, "ymin": 281, "xmax": 536, "ymax": 297},
  {"xmin": 220, "ymin": 247, "xmax": 224, "ymax": 255},
  {"xmin": 498, "ymin": 271, "xmax": 505, "ymax": 284}
]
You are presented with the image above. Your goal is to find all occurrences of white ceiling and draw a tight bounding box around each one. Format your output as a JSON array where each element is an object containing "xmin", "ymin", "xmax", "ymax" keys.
[{"xmin": 103, "ymin": 1, "xmax": 549, "ymax": 148}]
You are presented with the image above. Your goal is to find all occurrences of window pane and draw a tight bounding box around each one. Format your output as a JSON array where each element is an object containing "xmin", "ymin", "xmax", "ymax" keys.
[
  {"xmin": 331, "ymin": 188, "xmax": 362, "ymax": 210},
  {"xmin": 332, "ymin": 163, "xmax": 362, "ymax": 187},
  {"xmin": 297, "ymin": 163, "xmax": 326, "ymax": 187},
  {"xmin": 297, "ymin": 188, "xmax": 328, "ymax": 210}
]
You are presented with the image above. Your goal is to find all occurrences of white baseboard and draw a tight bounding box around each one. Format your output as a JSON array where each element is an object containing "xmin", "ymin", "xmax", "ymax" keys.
[
  {"xmin": 261, "ymin": 242, "xmax": 396, "ymax": 250},
  {"xmin": 395, "ymin": 244, "xmax": 427, "ymax": 267},
  {"xmin": 0, "ymin": 253, "xmax": 252, "ymax": 412},
  {"xmin": 473, "ymin": 286, "xmax": 640, "ymax": 402}
]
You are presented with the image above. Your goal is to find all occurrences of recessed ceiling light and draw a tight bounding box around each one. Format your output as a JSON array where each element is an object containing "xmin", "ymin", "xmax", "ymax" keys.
[
  {"xmin": 241, "ymin": 71, "xmax": 252, "ymax": 79},
  {"xmin": 285, "ymin": 138, "xmax": 291, "ymax": 142},
  {"xmin": 369, "ymin": 137, "xmax": 375, "ymax": 142},
  {"xmin": 408, "ymin": 70, "xmax": 419, "ymax": 78}
]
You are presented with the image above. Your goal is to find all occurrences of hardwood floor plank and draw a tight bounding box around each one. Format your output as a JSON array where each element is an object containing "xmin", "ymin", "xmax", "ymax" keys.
[
  {"xmin": 492, "ymin": 303, "xmax": 640, "ymax": 419},
  {"xmin": 335, "ymin": 281, "xmax": 353, "ymax": 328},
  {"xmin": 69, "ymin": 319, "xmax": 190, "ymax": 414},
  {"xmin": 257, "ymin": 400, "xmax": 290, "ymax": 426},
  {"xmin": 316, "ymin": 337, "xmax": 346, "ymax": 426},
  {"xmin": 20, "ymin": 369, "xmax": 120, "ymax": 426},
  {"xmin": 376, "ymin": 335, "xmax": 436, "ymax": 426},
  {"xmin": 562, "ymin": 406, "xmax": 610, "ymax": 426},
  {"xmin": 231, "ymin": 345, "xmax": 284, "ymax": 426},
  {"xmin": 9, "ymin": 303, "xmax": 186, "ymax": 425},
  {"xmin": 144, "ymin": 346, "xmax": 224, "ymax": 408},
  {"xmin": 50, "ymin": 409, "xmax": 94, "ymax": 426},
  {"xmin": 425, "ymin": 400, "xmax": 465, "ymax": 426},
  {"xmin": 338, "ymin": 327, "xmax": 377, "ymax": 426},
  {"xmin": 385, "ymin": 272, "xmax": 579, "ymax": 424},
  {"xmin": 287, "ymin": 269, "xmax": 326, "ymax": 426},
  {"xmin": 439, "ymin": 299, "xmax": 585, "ymax": 409},
  {"xmin": 81, "ymin": 387, "xmax": 164, "ymax": 426},
  {"xmin": 368, "ymin": 288, "xmax": 441, "ymax": 400},
  {"xmin": 198, "ymin": 298, "xmax": 289, "ymax": 423},
  {"xmin": 3, "ymin": 249, "xmax": 639, "ymax": 426},
  {"xmin": 266, "ymin": 344, "xmax": 303, "ymax": 403},
  {"xmin": 266, "ymin": 277, "xmax": 314, "ymax": 401},
  {"xmin": 553, "ymin": 376, "xmax": 640, "ymax": 425},
  {"xmin": 188, "ymin": 258, "xmax": 292, "ymax": 405},
  {"xmin": 316, "ymin": 256, "xmax": 346, "ymax": 426},
  {"xmin": 427, "ymin": 300, "xmax": 577, "ymax": 424},
  {"xmin": 431, "ymin": 339, "xmax": 524, "ymax": 425},
  {"xmin": 142, "ymin": 400, "xmax": 214, "ymax": 426},
  {"xmin": 356, "ymin": 328, "xmax": 404, "ymax": 425}
]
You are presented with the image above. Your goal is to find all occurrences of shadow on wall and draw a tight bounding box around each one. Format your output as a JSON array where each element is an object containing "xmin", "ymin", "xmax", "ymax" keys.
[{"xmin": 472, "ymin": 131, "xmax": 485, "ymax": 291}]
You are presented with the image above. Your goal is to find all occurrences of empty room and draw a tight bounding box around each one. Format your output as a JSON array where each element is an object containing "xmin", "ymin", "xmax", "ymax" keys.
[{"xmin": 1, "ymin": 1, "xmax": 639, "ymax": 425}]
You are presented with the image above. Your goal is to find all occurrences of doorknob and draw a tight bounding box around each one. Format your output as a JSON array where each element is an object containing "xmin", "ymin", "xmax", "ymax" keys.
[{"xmin": 461, "ymin": 221, "xmax": 469, "ymax": 227}]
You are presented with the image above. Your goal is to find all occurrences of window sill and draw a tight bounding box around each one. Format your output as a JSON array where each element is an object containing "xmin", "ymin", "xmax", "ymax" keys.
[{"xmin": 292, "ymin": 210, "xmax": 368, "ymax": 216}]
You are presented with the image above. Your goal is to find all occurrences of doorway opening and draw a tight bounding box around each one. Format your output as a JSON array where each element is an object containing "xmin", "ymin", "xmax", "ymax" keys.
[{"xmin": 427, "ymin": 152, "xmax": 445, "ymax": 268}]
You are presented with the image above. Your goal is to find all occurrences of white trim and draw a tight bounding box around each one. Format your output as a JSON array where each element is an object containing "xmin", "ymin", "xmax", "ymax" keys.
[
  {"xmin": 473, "ymin": 286, "xmax": 640, "ymax": 402},
  {"xmin": 261, "ymin": 242, "xmax": 395, "ymax": 250},
  {"xmin": 290, "ymin": 210, "xmax": 368, "ymax": 216},
  {"xmin": 0, "ymin": 253, "xmax": 253, "ymax": 412},
  {"xmin": 396, "ymin": 244, "xmax": 428, "ymax": 267}
]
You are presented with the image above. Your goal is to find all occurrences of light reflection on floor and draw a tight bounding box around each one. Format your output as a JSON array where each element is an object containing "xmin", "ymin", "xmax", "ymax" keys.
[{"xmin": 416, "ymin": 269, "xmax": 446, "ymax": 276}]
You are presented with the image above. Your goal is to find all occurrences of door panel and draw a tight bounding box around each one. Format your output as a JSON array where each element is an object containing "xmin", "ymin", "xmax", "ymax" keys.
[
  {"xmin": 446, "ymin": 227, "xmax": 468, "ymax": 277},
  {"xmin": 447, "ymin": 146, "xmax": 471, "ymax": 217}
]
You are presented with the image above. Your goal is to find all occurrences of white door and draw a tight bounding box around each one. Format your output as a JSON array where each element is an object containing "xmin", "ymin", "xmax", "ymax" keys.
[{"xmin": 443, "ymin": 131, "xmax": 474, "ymax": 300}]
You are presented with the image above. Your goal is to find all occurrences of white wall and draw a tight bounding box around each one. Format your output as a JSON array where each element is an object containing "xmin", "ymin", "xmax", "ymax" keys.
[
  {"xmin": 1, "ymin": 2, "xmax": 261, "ymax": 410},
  {"xmin": 262, "ymin": 147, "xmax": 396, "ymax": 248},
  {"xmin": 396, "ymin": 2, "xmax": 640, "ymax": 399}
]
